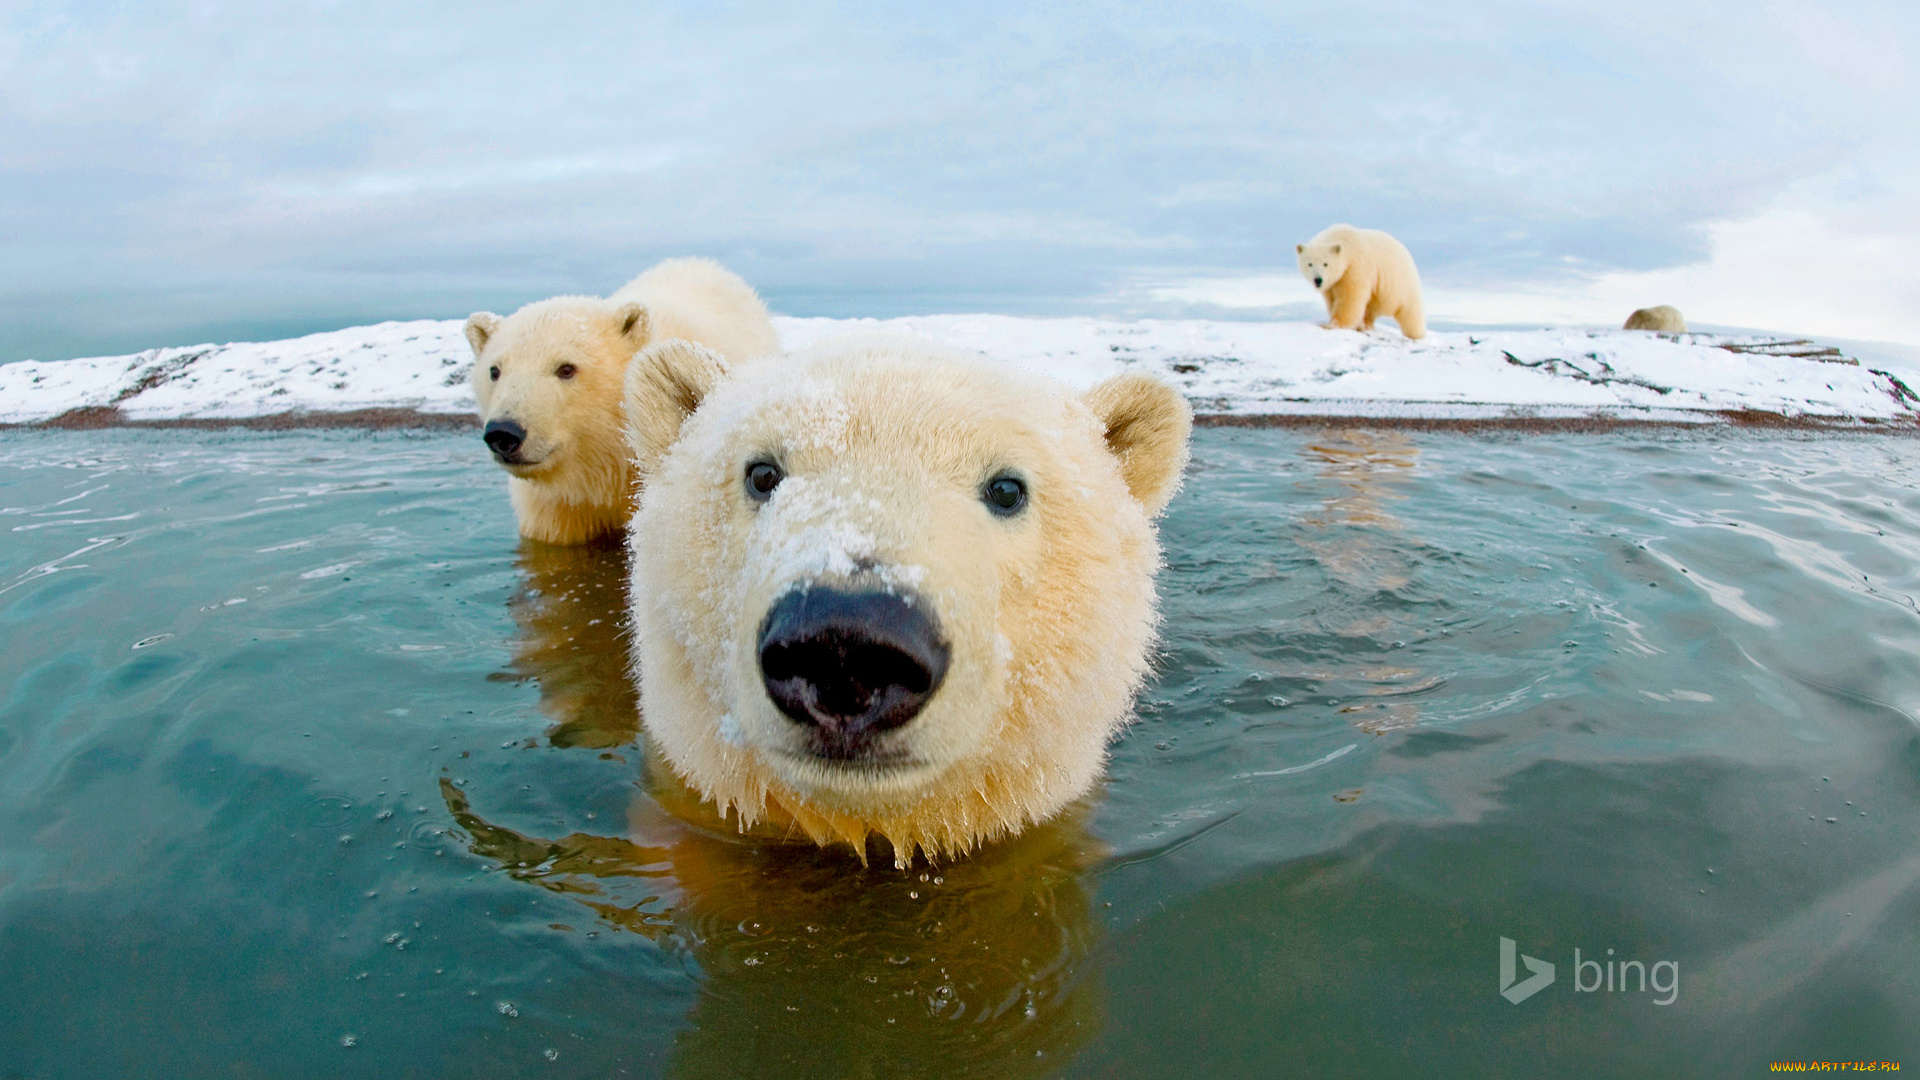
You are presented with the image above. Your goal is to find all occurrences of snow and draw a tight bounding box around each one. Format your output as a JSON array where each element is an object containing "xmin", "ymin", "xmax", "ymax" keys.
[
  {"xmin": 0, "ymin": 319, "xmax": 473, "ymax": 423},
  {"xmin": 2, "ymin": 314, "xmax": 1914, "ymax": 426}
]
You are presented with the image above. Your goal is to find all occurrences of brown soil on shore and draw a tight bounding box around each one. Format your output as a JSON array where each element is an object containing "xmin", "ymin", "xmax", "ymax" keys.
[
  {"xmin": 22, "ymin": 406, "xmax": 480, "ymax": 431},
  {"xmin": 1197, "ymin": 411, "xmax": 1919, "ymax": 434},
  {"xmin": 8, "ymin": 405, "xmax": 1916, "ymax": 435}
]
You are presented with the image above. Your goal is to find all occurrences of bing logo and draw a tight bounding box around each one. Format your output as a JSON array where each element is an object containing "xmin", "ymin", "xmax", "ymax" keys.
[
  {"xmin": 1498, "ymin": 936, "xmax": 1556, "ymax": 1004},
  {"xmin": 1498, "ymin": 936, "xmax": 1680, "ymax": 1005}
]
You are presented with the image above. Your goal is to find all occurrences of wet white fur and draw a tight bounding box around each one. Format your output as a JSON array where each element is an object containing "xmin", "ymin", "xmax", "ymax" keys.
[
  {"xmin": 466, "ymin": 257, "xmax": 779, "ymax": 544},
  {"xmin": 624, "ymin": 334, "xmax": 1192, "ymax": 863}
]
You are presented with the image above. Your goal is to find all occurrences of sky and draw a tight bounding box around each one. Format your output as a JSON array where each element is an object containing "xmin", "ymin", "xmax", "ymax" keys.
[{"xmin": 2, "ymin": 0, "xmax": 1916, "ymax": 363}]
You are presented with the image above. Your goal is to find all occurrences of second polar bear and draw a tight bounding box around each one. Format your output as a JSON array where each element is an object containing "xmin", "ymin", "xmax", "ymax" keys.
[
  {"xmin": 466, "ymin": 258, "xmax": 779, "ymax": 545},
  {"xmin": 1296, "ymin": 224, "xmax": 1427, "ymax": 339},
  {"xmin": 1624, "ymin": 305, "xmax": 1687, "ymax": 333}
]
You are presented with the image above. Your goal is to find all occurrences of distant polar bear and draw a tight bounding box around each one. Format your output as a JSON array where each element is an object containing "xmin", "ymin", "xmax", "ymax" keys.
[
  {"xmin": 623, "ymin": 334, "xmax": 1192, "ymax": 864},
  {"xmin": 465, "ymin": 258, "xmax": 780, "ymax": 545},
  {"xmin": 1296, "ymin": 224, "xmax": 1427, "ymax": 340},
  {"xmin": 1624, "ymin": 305, "xmax": 1687, "ymax": 333}
]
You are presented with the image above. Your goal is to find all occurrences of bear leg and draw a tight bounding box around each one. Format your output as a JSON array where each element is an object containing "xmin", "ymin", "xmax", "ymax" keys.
[
  {"xmin": 1362, "ymin": 292, "xmax": 1390, "ymax": 332},
  {"xmin": 1327, "ymin": 282, "xmax": 1369, "ymax": 331},
  {"xmin": 1396, "ymin": 298, "xmax": 1427, "ymax": 340}
]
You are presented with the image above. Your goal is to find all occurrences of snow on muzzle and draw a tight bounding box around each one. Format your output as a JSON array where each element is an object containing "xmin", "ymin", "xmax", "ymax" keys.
[{"xmin": 756, "ymin": 585, "xmax": 951, "ymax": 761}]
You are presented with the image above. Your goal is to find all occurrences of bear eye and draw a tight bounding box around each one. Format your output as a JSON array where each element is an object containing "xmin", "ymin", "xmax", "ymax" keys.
[
  {"xmin": 488, "ymin": 365, "xmax": 500, "ymax": 381},
  {"xmin": 982, "ymin": 474, "xmax": 1027, "ymax": 516},
  {"xmin": 555, "ymin": 363, "xmax": 577, "ymax": 380},
  {"xmin": 745, "ymin": 461, "xmax": 783, "ymax": 502}
]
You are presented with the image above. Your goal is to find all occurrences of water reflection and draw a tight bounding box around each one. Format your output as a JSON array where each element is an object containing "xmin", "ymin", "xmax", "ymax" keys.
[
  {"xmin": 461, "ymin": 541, "xmax": 1105, "ymax": 1078},
  {"xmin": 495, "ymin": 539, "xmax": 638, "ymax": 749},
  {"xmin": 1295, "ymin": 430, "xmax": 1429, "ymax": 736},
  {"xmin": 444, "ymin": 776, "xmax": 1103, "ymax": 1078},
  {"xmin": 1300, "ymin": 429, "xmax": 1418, "ymax": 537}
]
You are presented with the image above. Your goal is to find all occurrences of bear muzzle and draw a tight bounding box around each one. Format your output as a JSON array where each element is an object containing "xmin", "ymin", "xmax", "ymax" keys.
[
  {"xmin": 483, "ymin": 418, "xmax": 529, "ymax": 463},
  {"xmin": 757, "ymin": 586, "xmax": 951, "ymax": 762}
]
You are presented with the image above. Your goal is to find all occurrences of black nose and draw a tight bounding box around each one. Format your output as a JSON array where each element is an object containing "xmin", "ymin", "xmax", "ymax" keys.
[
  {"xmin": 757, "ymin": 587, "xmax": 950, "ymax": 757},
  {"xmin": 483, "ymin": 419, "xmax": 525, "ymax": 458},
  {"xmin": 1313, "ymin": 276, "xmax": 1323, "ymax": 288}
]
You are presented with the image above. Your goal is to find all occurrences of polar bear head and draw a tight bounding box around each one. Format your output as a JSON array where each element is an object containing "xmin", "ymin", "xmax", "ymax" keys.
[
  {"xmin": 465, "ymin": 297, "xmax": 655, "ymax": 512},
  {"xmin": 624, "ymin": 334, "xmax": 1191, "ymax": 864},
  {"xmin": 1296, "ymin": 233, "xmax": 1351, "ymax": 292}
]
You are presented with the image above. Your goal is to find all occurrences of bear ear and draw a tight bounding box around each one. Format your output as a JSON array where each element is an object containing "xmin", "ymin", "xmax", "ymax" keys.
[
  {"xmin": 464, "ymin": 312, "xmax": 500, "ymax": 356},
  {"xmin": 624, "ymin": 338, "xmax": 729, "ymax": 482},
  {"xmin": 1081, "ymin": 373, "xmax": 1193, "ymax": 516},
  {"xmin": 1296, "ymin": 243, "xmax": 1304, "ymax": 253},
  {"xmin": 1330, "ymin": 244, "xmax": 1341, "ymax": 255},
  {"xmin": 614, "ymin": 302, "xmax": 650, "ymax": 347}
]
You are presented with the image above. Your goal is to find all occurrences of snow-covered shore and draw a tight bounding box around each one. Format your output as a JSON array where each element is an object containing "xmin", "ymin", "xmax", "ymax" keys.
[{"xmin": 2, "ymin": 314, "xmax": 1915, "ymax": 427}]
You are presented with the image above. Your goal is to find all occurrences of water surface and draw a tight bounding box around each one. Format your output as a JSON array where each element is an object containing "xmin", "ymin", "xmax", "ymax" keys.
[{"xmin": 1, "ymin": 426, "xmax": 1917, "ymax": 1077}]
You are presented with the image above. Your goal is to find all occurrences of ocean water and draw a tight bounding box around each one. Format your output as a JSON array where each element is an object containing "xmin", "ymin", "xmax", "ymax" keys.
[{"xmin": 1, "ymin": 426, "xmax": 1917, "ymax": 1078}]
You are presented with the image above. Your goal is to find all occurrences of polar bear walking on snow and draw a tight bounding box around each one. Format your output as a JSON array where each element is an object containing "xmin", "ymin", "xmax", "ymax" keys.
[
  {"xmin": 465, "ymin": 258, "xmax": 780, "ymax": 546},
  {"xmin": 1297, "ymin": 224, "xmax": 1427, "ymax": 340}
]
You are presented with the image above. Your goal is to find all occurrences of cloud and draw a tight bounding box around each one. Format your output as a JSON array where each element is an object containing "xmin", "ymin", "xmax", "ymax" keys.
[{"xmin": 1, "ymin": 0, "xmax": 1916, "ymax": 360}]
